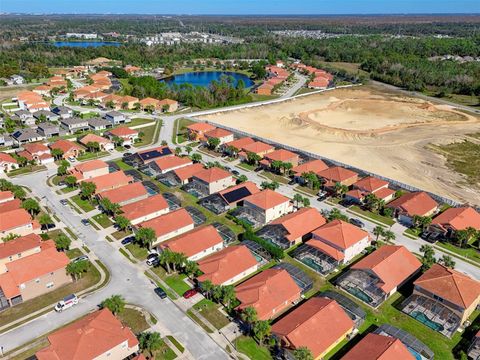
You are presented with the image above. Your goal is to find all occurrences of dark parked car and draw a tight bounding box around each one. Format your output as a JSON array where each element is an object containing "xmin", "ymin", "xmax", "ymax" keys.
[
  {"xmin": 121, "ymin": 236, "xmax": 134, "ymax": 245},
  {"xmin": 350, "ymin": 218, "xmax": 365, "ymax": 228},
  {"xmin": 154, "ymin": 287, "xmax": 168, "ymax": 299},
  {"xmin": 60, "ymin": 199, "xmax": 68, "ymax": 206},
  {"xmin": 231, "ymin": 170, "xmax": 240, "ymax": 176},
  {"xmin": 183, "ymin": 289, "xmax": 198, "ymax": 299},
  {"xmin": 81, "ymin": 219, "xmax": 90, "ymax": 226}
]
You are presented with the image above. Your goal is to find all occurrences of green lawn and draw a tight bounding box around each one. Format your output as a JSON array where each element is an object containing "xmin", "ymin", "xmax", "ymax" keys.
[
  {"xmin": 174, "ymin": 118, "xmax": 194, "ymax": 144},
  {"xmin": 164, "ymin": 274, "xmax": 191, "ymax": 296},
  {"xmin": 187, "ymin": 309, "xmax": 214, "ymax": 333},
  {"xmin": 91, "ymin": 213, "xmax": 113, "ymax": 228},
  {"xmin": 436, "ymin": 242, "xmax": 480, "ymax": 264},
  {"xmin": 126, "ymin": 243, "xmax": 149, "ymax": 260},
  {"xmin": 44, "ymin": 229, "xmax": 68, "ymax": 242},
  {"xmin": 348, "ymin": 206, "xmax": 395, "ymax": 226},
  {"xmin": 294, "ymin": 185, "xmax": 318, "ymax": 196},
  {"xmin": 114, "ymin": 159, "xmax": 134, "ymax": 170},
  {"xmin": 166, "ymin": 335, "xmax": 184, "ymax": 353},
  {"xmin": 129, "ymin": 118, "xmax": 155, "ymax": 127},
  {"xmin": 117, "ymin": 307, "xmax": 150, "ymax": 334},
  {"xmin": 7, "ymin": 165, "xmax": 46, "ymax": 177},
  {"xmin": 61, "ymin": 186, "xmax": 77, "ymax": 194},
  {"xmin": 235, "ymin": 336, "xmax": 272, "ymax": 360},
  {"xmin": 77, "ymin": 151, "xmax": 109, "ymax": 161},
  {"xmin": 192, "ymin": 299, "xmax": 230, "ymax": 330},
  {"xmin": 112, "ymin": 229, "xmax": 132, "ymax": 240},
  {"xmin": 70, "ymin": 195, "xmax": 95, "ymax": 212},
  {"xmin": 260, "ymin": 171, "xmax": 290, "ymax": 184},
  {"xmin": 151, "ymin": 339, "xmax": 177, "ymax": 360},
  {"xmin": 237, "ymin": 162, "xmax": 255, "ymax": 171},
  {"xmin": 66, "ymin": 248, "xmax": 83, "ymax": 259},
  {"xmin": 119, "ymin": 248, "xmax": 136, "ymax": 263},
  {"xmin": 134, "ymin": 124, "xmax": 157, "ymax": 147}
]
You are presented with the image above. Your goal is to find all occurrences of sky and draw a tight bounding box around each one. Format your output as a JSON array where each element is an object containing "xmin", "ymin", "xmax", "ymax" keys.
[{"xmin": 1, "ymin": 0, "xmax": 479, "ymax": 15}]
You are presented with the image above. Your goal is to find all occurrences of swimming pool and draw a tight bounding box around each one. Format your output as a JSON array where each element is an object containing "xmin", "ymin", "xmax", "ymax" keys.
[
  {"xmin": 347, "ymin": 287, "xmax": 374, "ymax": 304},
  {"xmin": 299, "ymin": 257, "xmax": 324, "ymax": 273},
  {"xmin": 408, "ymin": 348, "xmax": 423, "ymax": 360},
  {"xmin": 410, "ymin": 311, "xmax": 444, "ymax": 332}
]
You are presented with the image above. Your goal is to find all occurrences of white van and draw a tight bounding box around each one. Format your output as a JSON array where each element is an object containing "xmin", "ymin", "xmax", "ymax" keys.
[{"xmin": 55, "ymin": 294, "xmax": 78, "ymax": 312}]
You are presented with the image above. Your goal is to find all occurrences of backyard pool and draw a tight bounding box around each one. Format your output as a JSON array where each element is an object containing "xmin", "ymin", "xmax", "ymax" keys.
[
  {"xmin": 299, "ymin": 257, "xmax": 324, "ymax": 274},
  {"xmin": 410, "ymin": 311, "xmax": 445, "ymax": 332},
  {"xmin": 346, "ymin": 287, "xmax": 374, "ymax": 304}
]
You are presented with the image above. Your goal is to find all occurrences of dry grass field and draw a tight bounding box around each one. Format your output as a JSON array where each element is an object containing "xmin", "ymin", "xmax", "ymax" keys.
[{"xmin": 201, "ymin": 84, "xmax": 480, "ymax": 205}]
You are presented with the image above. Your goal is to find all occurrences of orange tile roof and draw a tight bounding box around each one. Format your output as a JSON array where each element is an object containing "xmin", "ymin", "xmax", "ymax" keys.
[
  {"xmin": 80, "ymin": 133, "xmax": 112, "ymax": 145},
  {"xmin": 292, "ymin": 159, "xmax": 328, "ymax": 175},
  {"xmin": 158, "ymin": 98, "xmax": 178, "ymax": 106},
  {"xmin": 387, "ymin": 192, "xmax": 438, "ymax": 217},
  {"xmin": 204, "ymin": 128, "xmax": 233, "ymax": 139},
  {"xmin": 197, "ymin": 245, "xmax": 258, "ymax": 285},
  {"xmin": 354, "ymin": 176, "xmax": 389, "ymax": 193},
  {"xmin": 187, "ymin": 122, "xmax": 216, "ymax": 133},
  {"xmin": 0, "ymin": 199, "xmax": 21, "ymax": 214},
  {"xmin": 193, "ymin": 167, "xmax": 232, "ymax": 183},
  {"xmin": 309, "ymin": 78, "xmax": 329, "ymax": 88},
  {"xmin": 49, "ymin": 139, "xmax": 82, "ymax": 154},
  {"xmin": 346, "ymin": 189, "xmax": 366, "ymax": 200},
  {"xmin": 106, "ymin": 127, "xmax": 138, "ymax": 137},
  {"xmin": 272, "ymin": 297, "xmax": 354, "ymax": 358},
  {"xmin": 305, "ymin": 238, "xmax": 345, "ymax": 261},
  {"xmin": 153, "ymin": 156, "xmax": 192, "ymax": 172},
  {"xmin": 23, "ymin": 142, "xmax": 49, "ymax": 154},
  {"xmin": 224, "ymin": 137, "xmax": 255, "ymax": 150},
  {"xmin": 317, "ymin": 166, "xmax": 358, "ymax": 183},
  {"xmin": 244, "ymin": 189, "xmax": 291, "ymax": 210},
  {"xmin": 0, "ymin": 233, "xmax": 42, "ymax": 260},
  {"xmin": 0, "ymin": 208, "xmax": 33, "ymax": 232},
  {"xmin": 235, "ymin": 268, "xmax": 301, "ymax": 320},
  {"xmin": 173, "ymin": 163, "xmax": 205, "ymax": 182},
  {"xmin": 36, "ymin": 308, "xmax": 138, "ymax": 360},
  {"xmin": 312, "ymin": 220, "xmax": 369, "ymax": 250},
  {"xmin": 431, "ymin": 207, "xmax": 480, "ymax": 231},
  {"xmin": 139, "ymin": 97, "xmax": 160, "ymax": 107},
  {"xmin": 352, "ymin": 245, "xmax": 421, "ymax": 294},
  {"xmin": 264, "ymin": 149, "xmax": 298, "ymax": 163},
  {"xmin": 342, "ymin": 333, "xmax": 415, "ymax": 360},
  {"xmin": 0, "ymin": 152, "xmax": 17, "ymax": 164},
  {"xmin": 85, "ymin": 171, "xmax": 133, "ymax": 193},
  {"xmin": 0, "ymin": 191, "xmax": 14, "ymax": 203},
  {"xmin": 17, "ymin": 150, "xmax": 33, "ymax": 161},
  {"xmin": 271, "ymin": 207, "xmax": 326, "ymax": 242},
  {"xmin": 121, "ymin": 95, "xmax": 139, "ymax": 103},
  {"xmin": 120, "ymin": 194, "xmax": 169, "ymax": 221},
  {"xmin": 241, "ymin": 141, "xmax": 274, "ymax": 155},
  {"xmin": 160, "ymin": 225, "xmax": 223, "ymax": 258},
  {"xmin": 137, "ymin": 208, "xmax": 194, "ymax": 238},
  {"xmin": 374, "ymin": 187, "xmax": 396, "ymax": 201},
  {"xmin": 414, "ymin": 263, "xmax": 480, "ymax": 309},
  {"xmin": 97, "ymin": 182, "xmax": 147, "ymax": 204},
  {"xmin": 218, "ymin": 181, "xmax": 260, "ymax": 203},
  {"xmin": 72, "ymin": 159, "xmax": 108, "ymax": 173}
]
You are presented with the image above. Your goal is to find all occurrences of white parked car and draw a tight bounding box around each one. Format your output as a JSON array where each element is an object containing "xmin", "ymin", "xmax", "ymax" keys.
[
  {"xmin": 55, "ymin": 294, "xmax": 78, "ymax": 312},
  {"xmin": 68, "ymin": 156, "xmax": 76, "ymax": 163}
]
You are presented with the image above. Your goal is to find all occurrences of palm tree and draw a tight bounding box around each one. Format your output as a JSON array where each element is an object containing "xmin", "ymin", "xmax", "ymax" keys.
[
  {"xmin": 293, "ymin": 347, "xmax": 314, "ymax": 360},
  {"xmin": 271, "ymin": 160, "xmax": 283, "ymax": 174},
  {"xmin": 201, "ymin": 280, "xmax": 214, "ymax": 300},
  {"xmin": 283, "ymin": 162, "xmax": 293, "ymax": 176},
  {"xmin": 39, "ymin": 214, "xmax": 54, "ymax": 232},
  {"xmin": 172, "ymin": 252, "xmax": 187, "ymax": 273},
  {"xmin": 159, "ymin": 249, "xmax": 174, "ymax": 274},
  {"xmin": 221, "ymin": 285, "xmax": 236, "ymax": 309},
  {"xmin": 439, "ymin": 255, "xmax": 456, "ymax": 269},
  {"xmin": 101, "ymin": 295, "xmax": 125, "ymax": 315},
  {"xmin": 293, "ymin": 193, "xmax": 303, "ymax": 208},
  {"xmin": 240, "ymin": 306, "xmax": 257, "ymax": 334},
  {"xmin": 183, "ymin": 260, "xmax": 199, "ymax": 279},
  {"xmin": 115, "ymin": 215, "xmax": 131, "ymax": 231},
  {"xmin": 382, "ymin": 230, "xmax": 396, "ymax": 243},
  {"xmin": 135, "ymin": 227, "xmax": 156, "ymax": 250},
  {"xmin": 253, "ymin": 320, "xmax": 271, "ymax": 345},
  {"xmin": 139, "ymin": 331, "xmax": 163, "ymax": 358},
  {"xmin": 22, "ymin": 198, "xmax": 40, "ymax": 216},
  {"xmin": 373, "ymin": 225, "xmax": 385, "ymax": 241}
]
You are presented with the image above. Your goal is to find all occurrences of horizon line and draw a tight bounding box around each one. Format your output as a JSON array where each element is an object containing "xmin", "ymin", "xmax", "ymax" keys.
[{"xmin": 2, "ymin": 12, "xmax": 480, "ymax": 16}]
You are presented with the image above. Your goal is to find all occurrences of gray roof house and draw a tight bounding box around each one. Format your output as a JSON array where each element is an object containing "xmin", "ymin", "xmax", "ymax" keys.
[
  {"xmin": 88, "ymin": 117, "xmax": 112, "ymax": 131},
  {"xmin": 105, "ymin": 111, "xmax": 129, "ymax": 125},
  {"xmin": 11, "ymin": 128, "xmax": 45, "ymax": 144},
  {"xmin": 60, "ymin": 117, "xmax": 90, "ymax": 133},
  {"xmin": 33, "ymin": 110, "xmax": 59, "ymax": 122},
  {"xmin": 0, "ymin": 134, "xmax": 14, "ymax": 147},
  {"xmin": 14, "ymin": 110, "xmax": 35, "ymax": 126},
  {"xmin": 37, "ymin": 123, "xmax": 65, "ymax": 138},
  {"xmin": 52, "ymin": 106, "xmax": 74, "ymax": 119}
]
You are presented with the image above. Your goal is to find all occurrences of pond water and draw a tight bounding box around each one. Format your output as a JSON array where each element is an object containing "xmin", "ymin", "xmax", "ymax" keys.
[
  {"xmin": 162, "ymin": 71, "xmax": 254, "ymax": 88},
  {"xmin": 53, "ymin": 41, "xmax": 121, "ymax": 48}
]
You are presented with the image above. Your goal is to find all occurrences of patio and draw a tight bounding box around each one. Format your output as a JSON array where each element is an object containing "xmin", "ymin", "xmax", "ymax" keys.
[
  {"xmin": 336, "ymin": 269, "xmax": 387, "ymax": 308},
  {"xmin": 291, "ymin": 244, "xmax": 338, "ymax": 276}
]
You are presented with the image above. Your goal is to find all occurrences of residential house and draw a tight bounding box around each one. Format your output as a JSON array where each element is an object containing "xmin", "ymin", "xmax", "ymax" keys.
[
  {"xmin": 242, "ymin": 189, "xmax": 293, "ymax": 225},
  {"xmin": 105, "ymin": 127, "xmax": 139, "ymax": 146},
  {"xmin": 222, "ymin": 137, "xmax": 255, "ymax": 156},
  {"xmin": 317, "ymin": 166, "xmax": 359, "ymax": 188},
  {"xmin": 84, "ymin": 171, "xmax": 133, "ymax": 193},
  {"xmin": 341, "ymin": 333, "xmax": 415, "ymax": 360},
  {"xmin": 15, "ymin": 91, "xmax": 49, "ymax": 112},
  {"xmin": 200, "ymin": 181, "xmax": 260, "ymax": 214},
  {"xmin": 11, "ymin": 128, "xmax": 45, "ymax": 145},
  {"xmin": 345, "ymin": 176, "xmax": 395, "ymax": 204},
  {"xmin": 272, "ymin": 297, "xmax": 355, "ymax": 359},
  {"xmin": 0, "ymin": 191, "xmax": 14, "ymax": 205},
  {"xmin": 35, "ymin": 308, "xmax": 139, "ymax": 360},
  {"xmin": 429, "ymin": 207, "xmax": 480, "ymax": 238},
  {"xmin": 14, "ymin": 110, "xmax": 35, "ymax": 126},
  {"xmin": 69, "ymin": 159, "xmax": 109, "ymax": 181},
  {"xmin": 238, "ymin": 141, "xmax": 275, "ymax": 161},
  {"xmin": 135, "ymin": 208, "xmax": 195, "ymax": 247},
  {"xmin": 0, "ymin": 153, "xmax": 18, "ymax": 173},
  {"xmin": 97, "ymin": 182, "xmax": 148, "ymax": 207},
  {"xmin": 256, "ymin": 83, "xmax": 274, "ymax": 96},
  {"xmin": 0, "ymin": 233, "xmax": 42, "ymax": 273},
  {"xmin": 387, "ymin": 192, "xmax": 439, "ymax": 226},
  {"xmin": 159, "ymin": 225, "xmax": 224, "ymax": 262},
  {"xmin": 189, "ymin": 167, "xmax": 236, "ymax": 195},
  {"xmin": 158, "ymin": 99, "xmax": 179, "ymax": 113},
  {"xmin": 204, "ymin": 128, "xmax": 234, "ymax": 145},
  {"xmin": 235, "ymin": 268, "xmax": 302, "ymax": 320},
  {"xmin": 17, "ymin": 142, "xmax": 54, "ymax": 165},
  {"xmin": 79, "ymin": 133, "xmax": 114, "ymax": 151},
  {"xmin": 134, "ymin": 146, "xmax": 174, "ymax": 165},
  {"xmin": 291, "ymin": 159, "xmax": 329, "ymax": 184},
  {"xmin": 105, "ymin": 111, "xmax": 129, "ymax": 125},
  {"xmin": 468, "ymin": 331, "xmax": 480, "ymax": 360},
  {"xmin": 167, "ymin": 163, "xmax": 204, "ymax": 186},
  {"xmin": 0, "ymin": 198, "xmax": 21, "ymax": 214},
  {"xmin": 186, "ymin": 122, "xmax": 216, "ymax": 141},
  {"xmin": 260, "ymin": 149, "xmax": 300, "ymax": 169},
  {"xmin": 51, "ymin": 106, "xmax": 73, "ymax": 119},
  {"xmin": 0, "ymin": 134, "xmax": 14, "ymax": 148},
  {"xmin": 197, "ymin": 245, "xmax": 258, "ymax": 286},
  {"xmin": 139, "ymin": 97, "xmax": 161, "ymax": 111},
  {"xmin": 32, "ymin": 85, "xmax": 51, "ymax": 96},
  {"xmin": 125, "ymin": 65, "xmax": 142, "ymax": 74},
  {"xmin": 49, "ymin": 139, "xmax": 83, "ymax": 159},
  {"xmin": 120, "ymin": 194, "xmax": 169, "ymax": 225},
  {"xmin": 33, "ymin": 110, "xmax": 59, "ymax": 122},
  {"xmin": 0, "ymin": 240, "xmax": 70, "ymax": 309},
  {"xmin": 87, "ymin": 117, "xmax": 112, "ymax": 131},
  {"xmin": 0, "ymin": 208, "xmax": 40, "ymax": 237},
  {"xmin": 308, "ymin": 77, "xmax": 330, "ymax": 89},
  {"xmin": 36, "ymin": 123, "xmax": 63, "ymax": 138},
  {"xmin": 257, "ymin": 207, "xmax": 326, "ymax": 249},
  {"xmin": 148, "ymin": 155, "xmax": 193, "ymax": 176},
  {"xmin": 308, "ymin": 220, "xmax": 370, "ymax": 264},
  {"xmin": 60, "ymin": 117, "xmax": 90, "ymax": 133}
]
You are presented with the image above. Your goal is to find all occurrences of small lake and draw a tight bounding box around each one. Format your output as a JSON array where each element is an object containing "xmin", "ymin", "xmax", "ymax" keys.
[
  {"xmin": 53, "ymin": 41, "xmax": 121, "ymax": 48},
  {"xmin": 162, "ymin": 71, "xmax": 254, "ymax": 88}
]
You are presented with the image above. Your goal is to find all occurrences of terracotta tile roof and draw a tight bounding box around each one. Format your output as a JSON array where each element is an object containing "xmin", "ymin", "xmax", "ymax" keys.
[
  {"xmin": 137, "ymin": 208, "xmax": 194, "ymax": 238},
  {"xmin": 158, "ymin": 98, "xmax": 178, "ymax": 106},
  {"xmin": 317, "ymin": 166, "xmax": 358, "ymax": 183},
  {"xmin": 72, "ymin": 159, "xmax": 108, "ymax": 173},
  {"xmin": 187, "ymin": 122, "xmax": 216, "ymax": 133},
  {"xmin": 23, "ymin": 142, "xmax": 49, "ymax": 154},
  {"xmin": 414, "ymin": 263, "xmax": 480, "ymax": 309},
  {"xmin": 0, "ymin": 233, "xmax": 42, "ymax": 260},
  {"xmin": 387, "ymin": 192, "xmax": 438, "ymax": 217},
  {"xmin": 308, "ymin": 78, "xmax": 329, "ymax": 88},
  {"xmin": 0, "ymin": 271, "xmax": 20, "ymax": 298},
  {"xmin": 173, "ymin": 163, "xmax": 205, "ymax": 182},
  {"xmin": 80, "ymin": 133, "xmax": 112, "ymax": 145},
  {"xmin": 197, "ymin": 245, "xmax": 258, "ymax": 285},
  {"xmin": 244, "ymin": 189, "xmax": 291, "ymax": 211},
  {"xmin": 235, "ymin": 268, "xmax": 301, "ymax": 320},
  {"xmin": 0, "ymin": 208, "xmax": 33, "ymax": 232},
  {"xmin": 0, "ymin": 199, "xmax": 22, "ymax": 214},
  {"xmin": 153, "ymin": 156, "xmax": 192, "ymax": 172},
  {"xmin": 305, "ymin": 239, "xmax": 345, "ymax": 261},
  {"xmin": 264, "ymin": 149, "xmax": 298, "ymax": 163},
  {"xmin": 160, "ymin": 225, "xmax": 223, "ymax": 258},
  {"xmin": 271, "ymin": 207, "xmax": 326, "ymax": 242},
  {"xmin": 218, "ymin": 181, "xmax": 260, "ymax": 204},
  {"xmin": 0, "ymin": 191, "xmax": 14, "ymax": 203},
  {"xmin": 0, "ymin": 152, "xmax": 17, "ymax": 164},
  {"xmin": 431, "ymin": 207, "xmax": 480, "ymax": 231},
  {"xmin": 354, "ymin": 176, "xmax": 389, "ymax": 193},
  {"xmin": 106, "ymin": 127, "xmax": 138, "ymax": 137},
  {"xmin": 272, "ymin": 297, "xmax": 354, "ymax": 358},
  {"xmin": 121, "ymin": 95, "xmax": 139, "ymax": 103},
  {"xmin": 241, "ymin": 141, "xmax": 274, "ymax": 155},
  {"xmin": 193, "ymin": 167, "xmax": 232, "ymax": 183},
  {"xmin": 3, "ymin": 243, "xmax": 69, "ymax": 286},
  {"xmin": 85, "ymin": 171, "xmax": 133, "ymax": 193},
  {"xmin": 139, "ymin": 97, "xmax": 160, "ymax": 106},
  {"xmin": 120, "ymin": 194, "xmax": 169, "ymax": 222},
  {"xmin": 36, "ymin": 308, "xmax": 138, "ymax": 360},
  {"xmin": 224, "ymin": 137, "xmax": 255, "ymax": 150},
  {"xmin": 49, "ymin": 139, "xmax": 82, "ymax": 154},
  {"xmin": 39, "ymin": 153, "xmax": 54, "ymax": 161},
  {"xmin": 352, "ymin": 245, "xmax": 421, "ymax": 294},
  {"xmin": 346, "ymin": 189, "xmax": 366, "ymax": 200},
  {"xmin": 17, "ymin": 150, "xmax": 34, "ymax": 161},
  {"xmin": 374, "ymin": 187, "xmax": 396, "ymax": 201},
  {"xmin": 312, "ymin": 220, "xmax": 369, "ymax": 250},
  {"xmin": 342, "ymin": 333, "xmax": 415, "ymax": 360},
  {"xmin": 97, "ymin": 182, "xmax": 147, "ymax": 204},
  {"xmin": 204, "ymin": 128, "xmax": 233, "ymax": 139},
  {"xmin": 292, "ymin": 159, "xmax": 329, "ymax": 175}
]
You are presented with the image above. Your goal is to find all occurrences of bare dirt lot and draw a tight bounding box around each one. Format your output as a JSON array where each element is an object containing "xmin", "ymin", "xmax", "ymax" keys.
[{"xmin": 201, "ymin": 84, "xmax": 480, "ymax": 206}]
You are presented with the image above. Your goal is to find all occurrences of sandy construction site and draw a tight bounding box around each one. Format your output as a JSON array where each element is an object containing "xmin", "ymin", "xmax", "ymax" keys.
[{"xmin": 200, "ymin": 85, "xmax": 480, "ymax": 206}]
